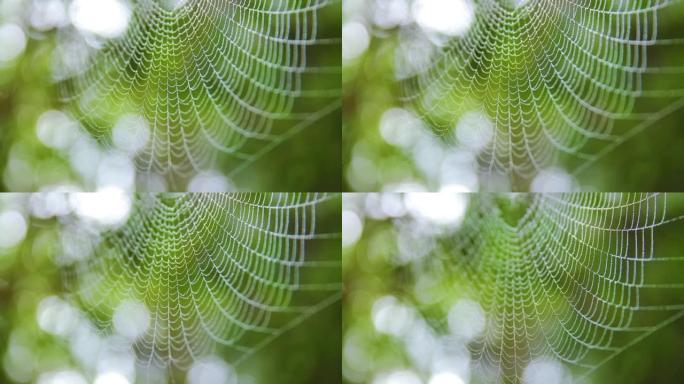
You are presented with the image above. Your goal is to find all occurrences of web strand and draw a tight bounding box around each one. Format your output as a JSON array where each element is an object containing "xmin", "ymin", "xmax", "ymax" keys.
[
  {"xmin": 401, "ymin": 193, "xmax": 684, "ymax": 382},
  {"xmin": 62, "ymin": 193, "xmax": 341, "ymax": 373},
  {"xmin": 57, "ymin": 0, "xmax": 340, "ymax": 182},
  {"xmin": 398, "ymin": 0, "xmax": 684, "ymax": 181}
]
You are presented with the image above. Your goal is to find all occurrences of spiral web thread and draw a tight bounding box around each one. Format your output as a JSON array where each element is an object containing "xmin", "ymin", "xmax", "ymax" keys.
[
  {"xmin": 64, "ymin": 193, "xmax": 341, "ymax": 372},
  {"xmin": 59, "ymin": 0, "xmax": 340, "ymax": 180},
  {"xmin": 422, "ymin": 193, "xmax": 684, "ymax": 382},
  {"xmin": 399, "ymin": 0, "xmax": 684, "ymax": 179}
]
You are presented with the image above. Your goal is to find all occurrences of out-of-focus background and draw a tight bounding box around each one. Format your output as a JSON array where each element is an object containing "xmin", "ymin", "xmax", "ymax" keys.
[
  {"xmin": 343, "ymin": 0, "xmax": 684, "ymax": 192},
  {"xmin": 0, "ymin": 193, "xmax": 342, "ymax": 384},
  {"xmin": 0, "ymin": 0, "xmax": 341, "ymax": 192},
  {"xmin": 342, "ymin": 193, "xmax": 684, "ymax": 384}
]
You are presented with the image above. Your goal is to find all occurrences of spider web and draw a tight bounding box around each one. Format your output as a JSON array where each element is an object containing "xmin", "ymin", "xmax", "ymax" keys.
[
  {"xmin": 57, "ymin": 0, "xmax": 340, "ymax": 184},
  {"xmin": 398, "ymin": 0, "xmax": 684, "ymax": 181},
  {"xmin": 420, "ymin": 193, "xmax": 684, "ymax": 382},
  {"xmin": 61, "ymin": 193, "xmax": 341, "ymax": 375}
]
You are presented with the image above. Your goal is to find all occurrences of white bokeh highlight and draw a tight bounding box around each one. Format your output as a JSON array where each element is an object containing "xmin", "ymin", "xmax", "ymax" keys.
[
  {"xmin": 455, "ymin": 110, "xmax": 494, "ymax": 152},
  {"xmin": 113, "ymin": 300, "xmax": 150, "ymax": 341},
  {"xmin": 413, "ymin": 0, "xmax": 475, "ymax": 37},
  {"xmin": 70, "ymin": 188, "xmax": 132, "ymax": 227},
  {"xmin": 0, "ymin": 23, "xmax": 27, "ymax": 63},
  {"xmin": 0, "ymin": 210, "xmax": 28, "ymax": 249},
  {"xmin": 372, "ymin": 295, "xmax": 415, "ymax": 337},
  {"xmin": 448, "ymin": 299, "xmax": 486, "ymax": 342},
  {"xmin": 405, "ymin": 192, "xmax": 468, "ymax": 226},
  {"xmin": 69, "ymin": 0, "xmax": 131, "ymax": 39},
  {"xmin": 187, "ymin": 356, "xmax": 237, "ymax": 384},
  {"xmin": 112, "ymin": 114, "xmax": 150, "ymax": 155},
  {"xmin": 342, "ymin": 210, "xmax": 364, "ymax": 248},
  {"xmin": 36, "ymin": 110, "xmax": 80, "ymax": 151},
  {"xmin": 522, "ymin": 357, "xmax": 571, "ymax": 384},
  {"xmin": 343, "ymin": 21, "xmax": 370, "ymax": 61},
  {"xmin": 429, "ymin": 372, "xmax": 466, "ymax": 384},
  {"xmin": 530, "ymin": 168, "xmax": 575, "ymax": 192}
]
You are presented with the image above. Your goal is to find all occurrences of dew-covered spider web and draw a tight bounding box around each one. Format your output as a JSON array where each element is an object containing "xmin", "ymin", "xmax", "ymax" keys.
[
  {"xmin": 56, "ymin": 0, "xmax": 340, "ymax": 184},
  {"xmin": 397, "ymin": 0, "xmax": 684, "ymax": 182},
  {"xmin": 59, "ymin": 193, "xmax": 341, "ymax": 377},
  {"xmin": 389, "ymin": 193, "xmax": 684, "ymax": 383}
]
